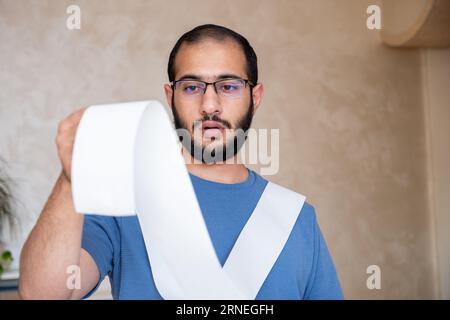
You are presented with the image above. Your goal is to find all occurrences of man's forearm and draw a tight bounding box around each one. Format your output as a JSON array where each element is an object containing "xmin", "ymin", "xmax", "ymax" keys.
[{"xmin": 19, "ymin": 172, "xmax": 84, "ymax": 299}]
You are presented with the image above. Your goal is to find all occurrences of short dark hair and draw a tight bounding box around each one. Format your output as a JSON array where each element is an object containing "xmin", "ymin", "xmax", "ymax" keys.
[{"xmin": 167, "ymin": 24, "xmax": 258, "ymax": 85}]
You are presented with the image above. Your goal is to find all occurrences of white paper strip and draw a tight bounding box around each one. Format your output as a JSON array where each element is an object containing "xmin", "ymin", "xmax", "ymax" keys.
[
  {"xmin": 223, "ymin": 182, "xmax": 306, "ymax": 299},
  {"xmin": 71, "ymin": 100, "xmax": 306, "ymax": 300},
  {"xmin": 133, "ymin": 103, "xmax": 246, "ymax": 299},
  {"xmin": 72, "ymin": 101, "xmax": 245, "ymax": 299}
]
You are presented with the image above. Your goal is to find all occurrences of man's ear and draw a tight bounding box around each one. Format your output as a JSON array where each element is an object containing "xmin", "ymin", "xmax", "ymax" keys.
[
  {"xmin": 164, "ymin": 84, "xmax": 173, "ymax": 109},
  {"xmin": 251, "ymin": 83, "xmax": 264, "ymax": 114}
]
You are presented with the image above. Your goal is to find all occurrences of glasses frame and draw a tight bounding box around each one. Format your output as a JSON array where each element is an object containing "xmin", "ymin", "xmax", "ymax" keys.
[{"xmin": 170, "ymin": 78, "xmax": 255, "ymax": 97}]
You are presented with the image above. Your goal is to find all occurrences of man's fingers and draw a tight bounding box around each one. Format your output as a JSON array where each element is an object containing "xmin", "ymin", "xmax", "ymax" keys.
[
  {"xmin": 57, "ymin": 107, "xmax": 87, "ymax": 134},
  {"xmin": 66, "ymin": 106, "xmax": 87, "ymax": 125}
]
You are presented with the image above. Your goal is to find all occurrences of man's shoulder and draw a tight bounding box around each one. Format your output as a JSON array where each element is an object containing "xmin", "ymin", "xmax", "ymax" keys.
[
  {"xmin": 83, "ymin": 213, "xmax": 140, "ymax": 233},
  {"xmin": 258, "ymin": 175, "xmax": 314, "ymax": 212},
  {"xmin": 257, "ymin": 176, "xmax": 318, "ymax": 228}
]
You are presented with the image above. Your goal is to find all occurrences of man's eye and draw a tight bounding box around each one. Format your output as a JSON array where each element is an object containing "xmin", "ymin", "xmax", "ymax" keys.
[
  {"xmin": 184, "ymin": 85, "xmax": 199, "ymax": 93},
  {"xmin": 221, "ymin": 84, "xmax": 239, "ymax": 92}
]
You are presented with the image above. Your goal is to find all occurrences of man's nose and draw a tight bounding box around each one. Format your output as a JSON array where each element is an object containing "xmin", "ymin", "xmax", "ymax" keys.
[{"xmin": 200, "ymin": 84, "xmax": 222, "ymax": 115}]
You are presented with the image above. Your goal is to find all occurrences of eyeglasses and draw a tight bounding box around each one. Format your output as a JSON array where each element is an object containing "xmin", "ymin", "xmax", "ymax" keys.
[{"xmin": 171, "ymin": 78, "xmax": 254, "ymax": 100}]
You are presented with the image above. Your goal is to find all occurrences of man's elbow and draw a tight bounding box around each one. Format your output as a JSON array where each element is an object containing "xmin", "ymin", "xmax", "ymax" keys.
[
  {"xmin": 18, "ymin": 280, "xmax": 40, "ymax": 300},
  {"xmin": 18, "ymin": 279, "xmax": 72, "ymax": 300}
]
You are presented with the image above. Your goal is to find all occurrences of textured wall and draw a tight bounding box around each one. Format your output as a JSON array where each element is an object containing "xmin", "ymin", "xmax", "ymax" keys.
[
  {"xmin": 422, "ymin": 48, "xmax": 450, "ymax": 299},
  {"xmin": 0, "ymin": 0, "xmax": 437, "ymax": 299}
]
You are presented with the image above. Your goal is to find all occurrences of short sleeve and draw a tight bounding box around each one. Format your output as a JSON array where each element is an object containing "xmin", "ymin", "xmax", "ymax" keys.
[
  {"xmin": 81, "ymin": 214, "xmax": 120, "ymax": 299},
  {"xmin": 304, "ymin": 210, "xmax": 344, "ymax": 300}
]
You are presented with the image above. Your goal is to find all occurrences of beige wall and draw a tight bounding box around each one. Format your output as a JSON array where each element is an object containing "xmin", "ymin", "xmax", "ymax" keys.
[
  {"xmin": 422, "ymin": 48, "xmax": 450, "ymax": 299},
  {"xmin": 0, "ymin": 0, "xmax": 442, "ymax": 299}
]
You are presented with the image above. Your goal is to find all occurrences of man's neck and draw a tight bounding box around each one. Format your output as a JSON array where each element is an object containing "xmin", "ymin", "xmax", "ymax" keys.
[{"xmin": 182, "ymin": 148, "xmax": 249, "ymax": 184}]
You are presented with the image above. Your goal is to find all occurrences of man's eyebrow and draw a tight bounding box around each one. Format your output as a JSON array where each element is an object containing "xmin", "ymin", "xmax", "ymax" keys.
[
  {"xmin": 177, "ymin": 74, "xmax": 203, "ymax": 81},
  {"xmin": 216, "ymin": 73, "xmax": 242, "ymax": 80},
  {"xmin": 176, "ymin": 73, "xmax": 243, "ymax": 81}
]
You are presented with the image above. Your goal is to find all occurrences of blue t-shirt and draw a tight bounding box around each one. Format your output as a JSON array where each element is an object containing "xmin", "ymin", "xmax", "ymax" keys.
[{"xmin": 81, "ymin": 169, "xmax": 344, "ymax": 300}]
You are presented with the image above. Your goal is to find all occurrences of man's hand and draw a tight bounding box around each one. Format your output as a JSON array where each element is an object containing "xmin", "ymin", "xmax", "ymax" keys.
[{"xmin": 56, "ymin": 107, "xmax": 87, "ymax": 182}]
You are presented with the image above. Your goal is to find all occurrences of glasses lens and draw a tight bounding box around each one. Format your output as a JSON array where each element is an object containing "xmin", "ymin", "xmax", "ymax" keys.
[
  {"xmin": 215, "ymin": 79, "xmax": 246, "ymax": 98},
  {"xmin": 176, "ymin": 81, "xmax": 205, "ymax": 97}
]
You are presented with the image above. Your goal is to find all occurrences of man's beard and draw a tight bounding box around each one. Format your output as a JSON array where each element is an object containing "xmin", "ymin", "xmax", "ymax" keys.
[{"xmin": 171, "ymin": 95, "xmax": 254, "ymax": 164}]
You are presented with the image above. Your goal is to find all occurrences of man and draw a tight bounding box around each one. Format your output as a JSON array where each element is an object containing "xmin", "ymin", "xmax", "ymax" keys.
[{"xmin": 19, "ymin": 24, "xmax": 343, "ymax": 299}]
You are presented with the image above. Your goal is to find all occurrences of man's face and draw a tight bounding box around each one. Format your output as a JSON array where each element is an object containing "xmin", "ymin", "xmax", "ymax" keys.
[{"xmin": 165, "ymin": 39, "xmax": 262, "ymax": 164}]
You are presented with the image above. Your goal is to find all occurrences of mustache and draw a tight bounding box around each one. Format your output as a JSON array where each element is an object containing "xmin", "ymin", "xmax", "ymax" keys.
[{"xmin": 192, "ymin": 114, "xmax": 232, "ymax": 131}]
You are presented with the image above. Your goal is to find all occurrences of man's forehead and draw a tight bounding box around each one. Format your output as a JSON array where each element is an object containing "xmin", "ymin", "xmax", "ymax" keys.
[
  {"xmin": 176, "ymin": 72, "xmax": 245, "ymax": 82},
  {"xmin": 174, "ymin": 39, "xmax": 247, "ymax": 81}
]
